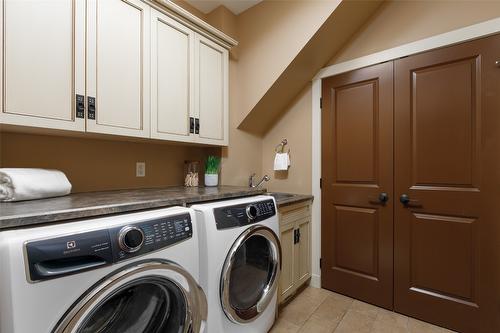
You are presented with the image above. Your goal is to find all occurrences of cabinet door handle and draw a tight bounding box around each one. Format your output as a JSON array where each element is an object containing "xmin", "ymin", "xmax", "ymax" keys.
[
  {"xmin": 195, "ymin": 118, "xmax": 200, "ymax": 134},
  {"xmin": 189, "ymin": 117, "xmax": 195, "ymax": 134},
  {"xmin": 294, "ymin": 229, "xmax": 301, "ymax": 244},
  {"xmin": 88, "ymin": 97, "xmax": 96, "ymax": 120},
  {"xmin": 76, "ymin": 94, "xmax": 85, "ymax": 119}
]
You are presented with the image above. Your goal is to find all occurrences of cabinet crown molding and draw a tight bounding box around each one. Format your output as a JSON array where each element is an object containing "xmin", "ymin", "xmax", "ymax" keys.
[{"xmin": 151, "ymin": 0, "xmax": 238, "ymax": 49}]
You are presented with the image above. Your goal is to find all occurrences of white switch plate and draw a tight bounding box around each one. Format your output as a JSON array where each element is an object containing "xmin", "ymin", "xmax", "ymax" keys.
[{"xmin": 136, "ymin": 162, "xmax": 146, "ymax": 177}]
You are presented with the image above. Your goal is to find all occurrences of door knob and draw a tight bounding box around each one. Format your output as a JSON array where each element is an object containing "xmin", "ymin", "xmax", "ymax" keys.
[
  {"xmin": 399, "ymin": 194, "xmax": 422, "ymax": 207},
  {"xmin": 399, "ymin": 194, "xmax": 410, "ymax": 204},
  {"xmin": 378, "ymin": 192, "xmax": 389, "ymax": 203},
  {"xmin": 369, "ymin": 192, "xmax": 389, "ymax": 205}
]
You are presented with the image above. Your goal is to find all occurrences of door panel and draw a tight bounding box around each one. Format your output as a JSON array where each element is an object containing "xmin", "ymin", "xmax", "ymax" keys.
[
  {"xmin": 321, "ymin": 61, "xmax": 394, "ymax": 309},
  {"xmin": 411, "ymin": 58, "xmax": 478, "ymax": 187},
  {"xmin": 333, "ymin": 206, "xmax": 378, "ymax": 278},
  {"xmin": 335, "ymin": 81, "xmax": 377, "ymax": 183},
  {"xmin": 0, "ymin": 0, "xmax": 85, "ymax": 131},
  {"xmin": 394, "ymin": 34, "xmax": 500, "ymax": 333},
  {"xmin": 151, "ymin": 9, "xmax": 194, "ymax": 142},
  {"xmin": 409, "ymin": 213, "xmax": 478, "ymax": 302},
  {"xmin": 86, "ymin": 0, "xmax": 150, "ymax": 138}
]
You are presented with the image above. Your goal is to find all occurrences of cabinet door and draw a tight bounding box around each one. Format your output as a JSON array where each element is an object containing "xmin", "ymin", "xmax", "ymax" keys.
[
  {"xmin": 0, "ymin": 0, "xmax": 85, "ymax": 131},
  {"xmin": 296, "ymin": 218, "xmax": 311, "ymax": 287},
  {"xmin": 150, "ymin": 9, "xmax": 195, "ymax": 143},
  {"xmin": 278, "ymin": 222, "xmax": 296, "ymax": 303},
  {"xmin": 194, "ymin": 34, "xmax": 228, "ymax": 146},
  {"xmin": 86, "ymin": 0, "xmax": 150, "ymax": 138}
]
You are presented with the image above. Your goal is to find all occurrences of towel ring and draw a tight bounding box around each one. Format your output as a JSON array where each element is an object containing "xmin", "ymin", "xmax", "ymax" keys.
[{"xmin": 275, "ymin": 139, "xmax": 290, "ymax": 154}]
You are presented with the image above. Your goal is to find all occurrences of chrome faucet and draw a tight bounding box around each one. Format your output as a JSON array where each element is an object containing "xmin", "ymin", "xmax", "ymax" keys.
[{"xmin": 249, "ymin": 173, "xmax": 270, "ymax": 188}]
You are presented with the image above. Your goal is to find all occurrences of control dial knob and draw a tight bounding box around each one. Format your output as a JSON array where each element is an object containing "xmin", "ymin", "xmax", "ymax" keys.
[
  {"xmin": 118, "ymin": 226, "xmax": 144, "ymax": 253},
  {"xmin": 246, "ymin": 204, "xmax": 259, "ymax": 220}
]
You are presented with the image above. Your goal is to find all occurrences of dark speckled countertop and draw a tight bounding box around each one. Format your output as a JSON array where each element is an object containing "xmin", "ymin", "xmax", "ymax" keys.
[
  {"xmin": 0, "ymin": 186, "xmax": 265, "ymax": 230},
  {"xmin": 0, "ymin": 186, "xmax": 313, "ymax": 230}
]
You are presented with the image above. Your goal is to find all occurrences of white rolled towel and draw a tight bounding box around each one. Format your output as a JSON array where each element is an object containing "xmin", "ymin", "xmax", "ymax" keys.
[{"xmin": 0, "ymin": 168, "xmax": 72, "ymax": 202}]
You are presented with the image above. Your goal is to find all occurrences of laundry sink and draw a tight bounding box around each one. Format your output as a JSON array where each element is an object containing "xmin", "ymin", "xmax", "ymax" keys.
[{"xmin": 266, "ymin": 192, "xmax": 296, "ymax": 201}]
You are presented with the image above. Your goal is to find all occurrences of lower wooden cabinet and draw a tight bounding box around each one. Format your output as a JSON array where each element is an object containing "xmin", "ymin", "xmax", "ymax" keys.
[{"xmin": 278, "ymin": 200, "xmax": 312, "ymax": 303}]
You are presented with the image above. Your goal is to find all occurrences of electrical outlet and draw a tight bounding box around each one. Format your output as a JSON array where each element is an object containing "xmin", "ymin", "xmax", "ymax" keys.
[{"xmin": 136, "ymin": 162, "xmax": 146, "ymax": 177}]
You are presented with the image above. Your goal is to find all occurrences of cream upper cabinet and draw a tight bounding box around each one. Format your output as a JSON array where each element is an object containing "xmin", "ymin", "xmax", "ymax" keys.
[
  {"xmin": 194, "ymin": 34, "xmax": 229, "ymax": 146},
  {"xmin": 1, "ymin": 0, "xmax": 233, "ymax": 146},
  {"xmin": 0, "ymin": 0, "xmax": 85, "ymax": 131},
  {"xmin": 150, "ymin": 9, "xmax": 195, "ymax": 142},
  {"xmin": 86, "ymin": 0, "xmax": 150, "ymax": 138}
]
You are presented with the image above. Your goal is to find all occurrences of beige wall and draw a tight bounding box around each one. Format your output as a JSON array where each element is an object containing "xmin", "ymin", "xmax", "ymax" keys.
[
  {"xmin": 206, "ymin": 5, "xmax": 238, "ymax": 40},
  {"xmin": 262, "ymin": 84, "xmax": 312, "ymax": 194},
  {"xmin": 0, "ymin": 132, "xmax": 219, "ymax": 193},
  {"xmin": 220, "ymin": 59, "xmax": 263, "ymax": 186},
  {"xmin": 330, "ymin": 0, "xmax": 500, "ymax": 64},
  {"xmin": 199, "ymin": 4, "xmax": 264, "ymax": 186},
  {"xmin": 213, "ymin": 0, "xmax": 340, "ymax": 187},
  {"xmin": 234, "ymin": 0, "xmax": 339, "ymax": 125}
]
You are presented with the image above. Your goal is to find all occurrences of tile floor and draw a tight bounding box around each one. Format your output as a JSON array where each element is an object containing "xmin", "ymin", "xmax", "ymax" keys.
[{"xmin": 270, "ymin": 287, "xmax": 456, "ymax": 333}]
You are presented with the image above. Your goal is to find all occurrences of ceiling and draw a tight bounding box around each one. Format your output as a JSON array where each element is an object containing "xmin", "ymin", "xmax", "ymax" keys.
[{"xmin": 185, "ymin": 0, "xmax": 262, "ymax": 15}]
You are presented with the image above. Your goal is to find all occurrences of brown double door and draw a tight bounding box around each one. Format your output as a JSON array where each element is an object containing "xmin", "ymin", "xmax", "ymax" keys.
[{"xmin": 321, "ymin": 33, "xmax": 500, "ymax": 333}]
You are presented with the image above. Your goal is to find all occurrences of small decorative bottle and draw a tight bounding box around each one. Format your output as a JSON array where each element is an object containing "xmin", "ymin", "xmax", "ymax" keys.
[{"xmin": 184, "ymin": 161, "xmax": 199, "ymax": 187}]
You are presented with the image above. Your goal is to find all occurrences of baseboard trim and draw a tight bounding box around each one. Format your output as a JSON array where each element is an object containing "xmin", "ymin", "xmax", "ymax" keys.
[{"xmin": 309, "ymin": 273, "xmax": 321, "ymax": 288}]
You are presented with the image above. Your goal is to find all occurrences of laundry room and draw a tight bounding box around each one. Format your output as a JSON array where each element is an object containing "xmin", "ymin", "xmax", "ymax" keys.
[{"xmin": 1, "ymin": 1, "xmax": 500, "ymax": 332}]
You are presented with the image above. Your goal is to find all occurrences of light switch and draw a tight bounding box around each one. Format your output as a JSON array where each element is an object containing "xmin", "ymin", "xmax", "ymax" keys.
[{"xmin": 136, "ymin": 162, "xmax": 146, "ymax": 177}]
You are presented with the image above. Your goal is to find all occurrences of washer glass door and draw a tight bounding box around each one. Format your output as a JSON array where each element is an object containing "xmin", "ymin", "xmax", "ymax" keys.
[
  {"xmin": 54, "ymin": 260, "xmax": 206, "ymax": 333},
  {"xmin": 220, "ymin": 225, "xmax": 281, "ymax": 323},
  {"xmin": 78, "ymin": 277, "xmax": 185, "ymax": 333}
]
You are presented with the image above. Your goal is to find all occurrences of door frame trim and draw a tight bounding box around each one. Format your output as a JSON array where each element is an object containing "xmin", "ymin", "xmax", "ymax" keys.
[{"xmin": 310, "ymin": 17, "xmax": 500, "ymax": 289}]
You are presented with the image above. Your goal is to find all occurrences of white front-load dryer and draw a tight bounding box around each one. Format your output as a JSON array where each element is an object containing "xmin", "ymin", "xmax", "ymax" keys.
[
  {"xmin": 191, "ymin": 195, "xmax": 281, "ymax": 333},
  {"xmin": 0, "ymin": 207, "xmax": 207, "ymax": 333}
]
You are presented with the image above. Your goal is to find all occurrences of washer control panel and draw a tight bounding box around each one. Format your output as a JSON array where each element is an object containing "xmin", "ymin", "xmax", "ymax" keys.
[
  {"xmin": 25, "ymin": 213, "xmax": 192, "ymax": 282},
  {"xmin": 214, "ymin": 199, "xmax": 276, "ymax": 230},
  {"xmin": 110, "ymin": 213, "xmax": 192, "ymax": 262},
  {"xmin": 118, "ymin": 226, "xmax": 145, "ymax": 253}
]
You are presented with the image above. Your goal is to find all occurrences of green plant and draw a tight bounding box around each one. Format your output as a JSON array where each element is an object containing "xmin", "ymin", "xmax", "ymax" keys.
[{"xmin": 205, "ymin": 155, "xmax": 221, "ymax": 174}]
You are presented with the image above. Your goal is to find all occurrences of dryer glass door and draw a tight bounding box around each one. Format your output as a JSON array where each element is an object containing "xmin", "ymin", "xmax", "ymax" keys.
[
  {"xmin": 54, "ymin": 260, "xmax": 207, "ymax": 333},
  {"xmin": 220, "ymin": 225, "xmax": 281, "ymax": 323}
]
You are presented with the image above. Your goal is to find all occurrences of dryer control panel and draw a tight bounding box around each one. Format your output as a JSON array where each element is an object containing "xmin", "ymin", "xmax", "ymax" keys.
[
  {"xmin": 25, "ymin": 213, "xmax": 192, "ymax": 282},
  {"xmin": 214, "ymin": 199, "xmax": 276, "ymax": 230}
]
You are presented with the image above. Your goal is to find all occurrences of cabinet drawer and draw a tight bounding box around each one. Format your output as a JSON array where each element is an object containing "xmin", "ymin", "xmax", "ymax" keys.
[{"xmin": 279, "ymin": 202, "xmax": 311, "ymax": 226}]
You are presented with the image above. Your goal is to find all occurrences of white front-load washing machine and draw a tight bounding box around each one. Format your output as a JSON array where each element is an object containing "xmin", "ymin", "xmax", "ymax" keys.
[
  {"xmin": 191, "ymin": 195, "xmax": 281, "ymax": 333},
  {"xmin": 0, "ymin": 207, "xmax": 207, "ymax": 333}
]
